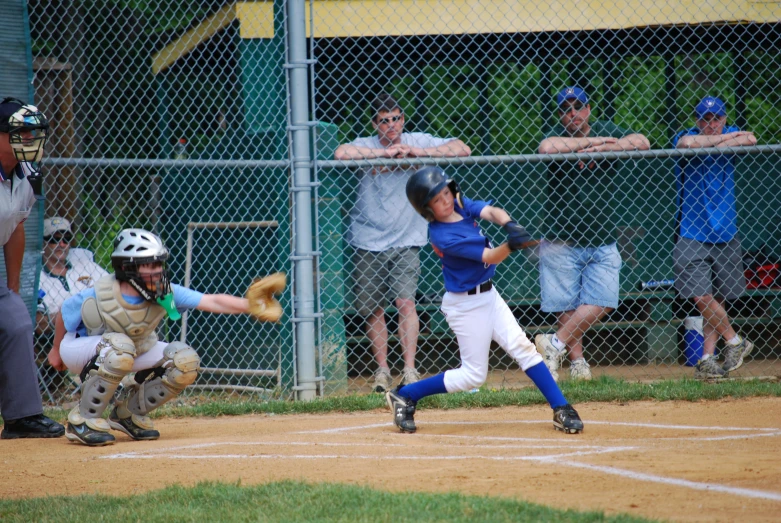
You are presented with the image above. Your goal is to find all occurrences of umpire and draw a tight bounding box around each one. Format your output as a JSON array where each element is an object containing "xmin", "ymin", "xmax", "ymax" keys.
[{"xmin": 0, "ymin": 97, "xmax": 64, "ymax": 439}]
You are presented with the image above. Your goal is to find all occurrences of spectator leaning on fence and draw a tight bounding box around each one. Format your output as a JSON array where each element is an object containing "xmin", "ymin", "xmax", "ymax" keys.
[
  {"xmin": 672, "ymin": 96, "xmax": 757, "ymax": 379},
  {"xmin": 36, "ymin": 216, "xmax": 108, "ymax": 338},
  {"xmin": 535, "ymin": 86, "xmax": 650, "ymax": 382},
  {"xmin": 334, "ymin": 92, "xmax": 471, "ymax": 393},
  {"xmin": 0, "ymin": 97, "xmax": 64, "ymax": 440}
]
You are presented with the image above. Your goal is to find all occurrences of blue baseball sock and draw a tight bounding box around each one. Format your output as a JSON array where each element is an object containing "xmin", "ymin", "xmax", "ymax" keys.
[
  {"xmin": 397, "ymin": 373, "xmax": 447, "ymax": 402},
  {"xmin": 525, "ymin": 362, "xmax": 567, "ymax": 409}
]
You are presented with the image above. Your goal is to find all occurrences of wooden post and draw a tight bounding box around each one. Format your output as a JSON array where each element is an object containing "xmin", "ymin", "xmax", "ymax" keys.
[{"xmin": 33, "ymin": 57, "xmax": 79, "ymax": 226}]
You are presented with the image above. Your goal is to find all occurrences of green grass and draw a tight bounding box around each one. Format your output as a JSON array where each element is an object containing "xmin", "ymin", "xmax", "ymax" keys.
[
  {"xmin": 0, "ymin": 480, "xmax": 658, "ymax": 523},
  {"xmin": 35, "ymin": 375, "xmax": 781, "ymax": 422}
]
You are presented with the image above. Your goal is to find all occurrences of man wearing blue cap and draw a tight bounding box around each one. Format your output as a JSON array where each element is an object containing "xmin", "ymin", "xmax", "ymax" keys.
[
  {"xmin": 536, "ymin": 86, "xmax": 650, "ymax": 382},
  {"xmin": 0, "ymin": 97, "xmax": 64, "ymax": 439},
  {"xmin": 673, "ymin": 96, "xmax": 757, "ymax": 379}
]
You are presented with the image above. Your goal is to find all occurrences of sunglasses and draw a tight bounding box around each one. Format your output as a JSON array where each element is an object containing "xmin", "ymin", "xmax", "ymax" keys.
[
  {"xmin": 559, "ymin": 102, "xmax": 585, "ymax": 113},
  {"xmin": 376, "ymin": 114, "xmax": 403, "ymax": 125},
  {"xmin": 45, "ymin": 233, "xmax": 73, "ymax": 244}
]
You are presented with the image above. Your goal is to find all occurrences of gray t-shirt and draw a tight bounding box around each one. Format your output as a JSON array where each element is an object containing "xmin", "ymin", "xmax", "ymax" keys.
[
  {"xmin": 346, "ymin": 132, "xmax": 455, "ymax": 251},
  {"xmin": 0, "ymin": 170, "xmax": 35, "ymax": 247}
]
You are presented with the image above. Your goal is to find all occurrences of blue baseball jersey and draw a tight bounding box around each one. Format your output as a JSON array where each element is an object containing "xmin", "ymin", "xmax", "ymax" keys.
[
  {"xmin": 61, "ymin": 283, "xmax": 204, "ymax": 337},
  {"xmin": 429, "ymin": 196, "xmax": 495, "ymax": 292},
  {"xmin": 672, "ymin": 124, "xmax": 741, "ymax": 243}
]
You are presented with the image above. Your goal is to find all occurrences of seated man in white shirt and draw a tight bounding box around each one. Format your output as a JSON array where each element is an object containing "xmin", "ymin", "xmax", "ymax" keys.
[{"xmin": 37, "ymin": 216, "xmax": 108, "ymax": 337}]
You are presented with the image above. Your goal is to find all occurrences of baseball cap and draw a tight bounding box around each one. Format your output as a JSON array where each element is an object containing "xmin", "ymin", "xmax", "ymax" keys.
[
  {"xmin": 695, "ymin": 96, "xmax": 726, "ymax": 119},
  {"xmin": 556, "ymin": 86, "xmax": 589, "ymax": 107},
  {"xmin": 43, "ymin": 217, "xmax": 72, "ymax": 237},
  {"xmin": 0, "ymin": 98, "xmax": 25, "ymax": 133}
]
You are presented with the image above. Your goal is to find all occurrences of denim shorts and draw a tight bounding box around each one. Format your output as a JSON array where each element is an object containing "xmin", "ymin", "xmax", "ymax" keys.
[{"xmin": 539, "ymin": 241, "xmax": 622, "ymax": 312}]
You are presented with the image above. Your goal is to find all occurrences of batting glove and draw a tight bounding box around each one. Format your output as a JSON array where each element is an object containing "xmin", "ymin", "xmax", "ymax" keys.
[{"xmin": 504, "ymin": 221, "xmax": 534, "ymax": 251}]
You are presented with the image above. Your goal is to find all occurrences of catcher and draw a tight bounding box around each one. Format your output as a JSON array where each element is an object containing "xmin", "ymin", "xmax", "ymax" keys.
[{"xmin": 47, "ymin": 228, "xmax": 285, "ymax": 446}]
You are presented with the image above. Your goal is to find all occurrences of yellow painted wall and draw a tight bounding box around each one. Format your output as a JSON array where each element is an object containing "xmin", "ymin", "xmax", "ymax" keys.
[
  {"xmin": 155, "ymin": 1, "xmax": 779, "ymax": 72},
  {"xmin": 236, "ymin": 0, "xmax": 781, "ymax": 39},
  {"xmin": 153, "ymin": 3, "xmax": 237, "ymax": 74}
]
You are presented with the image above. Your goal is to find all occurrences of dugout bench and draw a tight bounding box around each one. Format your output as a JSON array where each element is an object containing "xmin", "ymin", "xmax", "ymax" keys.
[{"xmin": 344, "ymin": 287, "xmax": 781, "ymax": 376}]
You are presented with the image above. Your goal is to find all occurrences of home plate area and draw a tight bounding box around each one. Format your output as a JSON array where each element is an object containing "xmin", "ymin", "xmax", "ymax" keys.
[{"xmin": 101, "ymin": 416, "xmax": 781, "ymax": 505}]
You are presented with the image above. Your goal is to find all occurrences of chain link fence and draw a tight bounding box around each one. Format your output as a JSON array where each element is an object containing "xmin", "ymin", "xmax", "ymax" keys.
[{"xmin": 24, "ymin": 1, "xmax": 781, "ymax": 402}]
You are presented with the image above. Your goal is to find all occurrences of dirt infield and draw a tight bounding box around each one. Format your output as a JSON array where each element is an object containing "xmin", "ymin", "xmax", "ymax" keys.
[{"xmin": 2, "ymin": 397, "xmax": 780, "ymax": 522}]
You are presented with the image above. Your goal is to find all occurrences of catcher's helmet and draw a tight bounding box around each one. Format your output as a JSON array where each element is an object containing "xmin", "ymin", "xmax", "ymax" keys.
[
  {"xmin": 111, "ymin": 228, "xmax": 172, "ymax": 302},
  {"xmin": 406, "ymin": 166, "xmax": 461, "ymax": 222},
  {"xmin": 0, "ymin": 97, "xmax": 49, "ymax": 165}
]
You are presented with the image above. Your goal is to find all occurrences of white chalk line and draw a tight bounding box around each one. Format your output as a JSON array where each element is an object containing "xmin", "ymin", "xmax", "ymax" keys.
[
  {"xmin": 101, "ymin": 446, "xmax": 632, "ymax": 462},
  {"xmin": 665, "ymin": 430, "xmax": 781, "ymax": 442},
  {"xmin": 552, "ymin": 459, "xmax": 781, "ymax": 502},
  {"xmin": 99, "ymin": 440, "xmax": 588, "ymax": 454},
  {"xmin": 297, "ymin": 420, "xmax": 780, "ymax": 435},
  {"xmin": 422, "ymin": 430, "xmax": 781, "ymax": 444},
  {"xmin": 100, "ymin": 419, "xmax": 781, "ymax": 503},
  {"xmin": 99, "ymin": 440, "xmax": 619, "ymax": 460}
]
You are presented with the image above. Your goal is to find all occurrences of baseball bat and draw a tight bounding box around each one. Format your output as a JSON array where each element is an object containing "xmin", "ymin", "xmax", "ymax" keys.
[{"xmin": 637, "ymin": 279, "xmax": 675, "ymax": 291}]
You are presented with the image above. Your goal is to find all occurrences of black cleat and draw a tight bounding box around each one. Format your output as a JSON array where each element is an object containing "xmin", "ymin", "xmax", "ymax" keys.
[
  {"xmin": 553, "ymin": 404, "xmax": 584, "ymax": 434},
  {"xmin": 108, "ymin": 408, "xmax": 160, "ymax": 441},
  {"xmin": 1, "ymin": 414, "xmax": 65, "ymax": 439},
  {"xmin": 65, "ymin": 421, "xmax": 116, "ymax": 446},
  {"xmin": 386, "ymin": 386, "xmax": 417, "ymax": 433}
]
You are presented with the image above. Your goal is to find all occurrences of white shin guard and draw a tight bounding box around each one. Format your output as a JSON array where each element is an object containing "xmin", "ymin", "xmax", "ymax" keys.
[
  {"xmin": 117, "ymin": 342, "xmax": 200, "ymax": 418},
  {"xmin": 78, "ymin": 333, "xmax": 136, "ymax": 421}
]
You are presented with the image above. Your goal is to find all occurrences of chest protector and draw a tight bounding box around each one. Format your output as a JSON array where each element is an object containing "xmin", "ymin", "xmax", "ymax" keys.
[{"xmin": 81, "ymin": 275, "xmax": 167, "ymax": 354}]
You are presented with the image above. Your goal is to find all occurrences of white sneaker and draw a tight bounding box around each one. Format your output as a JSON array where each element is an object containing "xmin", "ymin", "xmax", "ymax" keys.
[
  {"xmin": 569, "ymin": 358, "xmax": 592, "ymax": 381},
  {"xmin": 535, "ymin": 334, "xmax": 565, "ymax": 383},
  {"xmin": 372, "ymin": 368, "xmax": 393, "ymax": 393},
  {"xmin": 401, "ymin": 367, "xmax": 421, "ymax": 386},
  {"xmin": 722, "ymin": 338, "xmax": 754, "ymax": 372}
]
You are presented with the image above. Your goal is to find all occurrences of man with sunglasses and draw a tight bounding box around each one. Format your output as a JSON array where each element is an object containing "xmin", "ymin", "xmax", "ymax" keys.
[
  {"xmin": 535, "ymin": 87, "xmax": 650, "ymax": 383},
  {"xmin": 0, "ymin": 97, "xmax": 64, "ymax": 439},
  {"xmin": 37, "ymin": 217, "xmax": 108, "ymax": 337},
  {"xmin": 672, "ymin": 96, "xmax": 756, "ymax": 379},
  {"xmin": 335, "ymin": 93, "xmax": 471, "ymax": 392}
]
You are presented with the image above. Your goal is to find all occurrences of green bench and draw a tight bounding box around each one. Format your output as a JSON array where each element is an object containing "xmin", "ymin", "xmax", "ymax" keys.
[{"xmin": 344, "ymin": 288, "xmax": 781, "ymax": 371}]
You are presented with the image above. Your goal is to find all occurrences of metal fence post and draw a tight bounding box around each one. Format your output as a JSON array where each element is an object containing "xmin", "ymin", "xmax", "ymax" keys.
[{"xmin": 286, "ymin": 0, "xmax": 319, "ymax": 401}]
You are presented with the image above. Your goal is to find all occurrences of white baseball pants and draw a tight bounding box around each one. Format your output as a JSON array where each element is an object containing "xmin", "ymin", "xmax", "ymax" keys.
[
  {"xmin": 59, "ymin": 332, "xmax": 168, "ymax": 375},
  {"xmin": 441, "ymin": 287, "xmax": 542, "ymax": 392}
]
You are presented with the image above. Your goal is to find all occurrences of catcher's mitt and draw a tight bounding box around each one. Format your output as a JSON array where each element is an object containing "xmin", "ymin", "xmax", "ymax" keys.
[{"xmin": 246, "ymin": 272, "xmax": 286, "ymax": 322}]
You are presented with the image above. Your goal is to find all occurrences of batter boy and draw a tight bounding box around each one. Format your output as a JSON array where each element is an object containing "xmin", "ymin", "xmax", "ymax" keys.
[{"xmin": 387, "ymin": 166, "xmax": 584, "ymax": 434}]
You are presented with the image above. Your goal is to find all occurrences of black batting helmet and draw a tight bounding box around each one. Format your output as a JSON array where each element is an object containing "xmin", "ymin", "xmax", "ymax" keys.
[{"xmin": 406, "ymin": 166, "xmax": 461, "ymax": 222}]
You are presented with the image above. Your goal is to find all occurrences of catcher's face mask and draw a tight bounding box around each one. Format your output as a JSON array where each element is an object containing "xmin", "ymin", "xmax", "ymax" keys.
[
  {"xmin": 122, "ymin": 261, "xmax": 172, "ymax": 302},
  {"xmin": 135, "ymin": 262, "xmax": 180, "ymax": 319},
  {"xmin": 4, "ymin": 103, "xmax": 49, "ymax": 164},
  {"xmin": 111, "ymin": 228, "xmax": 173, "ymax": 303}
]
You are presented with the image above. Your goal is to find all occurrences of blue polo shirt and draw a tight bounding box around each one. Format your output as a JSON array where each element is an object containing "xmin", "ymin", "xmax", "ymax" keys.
[
  {"xmin": 672, "ymin": 124, "xmax": 741, "ymax": 244},
  {"xmin": 429, "ymin": 196, "xmax": 495, "ymax": 293}
]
